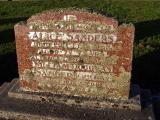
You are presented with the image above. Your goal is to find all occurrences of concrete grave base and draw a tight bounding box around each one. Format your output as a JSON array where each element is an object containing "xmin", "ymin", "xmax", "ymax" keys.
[{"xmin": 0, "ymin": 78, "xmax": 155, "ymax": 120}]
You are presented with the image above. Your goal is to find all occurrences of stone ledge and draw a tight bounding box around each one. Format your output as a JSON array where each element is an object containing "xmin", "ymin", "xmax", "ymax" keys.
[{"xmin": 8, "ymin": 79, "xmax": 141, "ymax": 111}]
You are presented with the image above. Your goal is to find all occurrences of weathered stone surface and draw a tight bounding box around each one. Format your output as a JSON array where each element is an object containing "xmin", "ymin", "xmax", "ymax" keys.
[
  {"xmin": 8, "ymin": 79, "xmax": 141, "ymax": 111},
  {"xmin": 15, "ymin": 9, "xmax": 134, "ymax": 100}
]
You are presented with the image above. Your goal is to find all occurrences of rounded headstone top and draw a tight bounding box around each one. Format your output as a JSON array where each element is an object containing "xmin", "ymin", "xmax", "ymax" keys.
[{"xmin": 27, "ymin": 8, "xmax": 118, "ymax": 27}]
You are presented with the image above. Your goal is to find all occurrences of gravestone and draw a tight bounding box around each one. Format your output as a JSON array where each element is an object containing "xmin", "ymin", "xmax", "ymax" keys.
[
  {"xmin": 15, "ymin": 9, "xmax": 134, "ymax": 100},
  {"xmin": 0, "ymin": 9, "xmax": 155, "ymax": 120}
]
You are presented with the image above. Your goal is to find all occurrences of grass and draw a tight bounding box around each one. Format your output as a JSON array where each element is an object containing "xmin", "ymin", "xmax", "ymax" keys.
[{"xmin": 0, "ymin": 0, "xmax": 160, "ymax": 94}]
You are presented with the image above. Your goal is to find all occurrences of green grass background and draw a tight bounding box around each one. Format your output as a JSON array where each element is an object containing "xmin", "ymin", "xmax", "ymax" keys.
[{"xmin": 0, "ymin": 0, "xmax": 160, "ymax": 94}]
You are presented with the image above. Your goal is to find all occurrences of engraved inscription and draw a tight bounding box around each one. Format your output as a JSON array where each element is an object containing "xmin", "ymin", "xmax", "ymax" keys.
[{"xmin": 25, "ymin": 20, "xmax": 121, "ymax": 96}]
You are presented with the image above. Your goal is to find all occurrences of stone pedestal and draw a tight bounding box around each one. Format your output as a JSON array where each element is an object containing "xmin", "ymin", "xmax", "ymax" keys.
[{"xmin": 0, "ymin": 79, "xmax": 155, "ymax": 120}]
